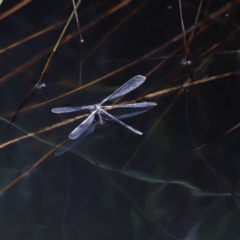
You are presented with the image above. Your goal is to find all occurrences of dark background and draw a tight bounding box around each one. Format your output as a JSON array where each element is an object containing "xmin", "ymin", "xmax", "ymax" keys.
[{"xmin": 0, "ymin": 0, "xmax": 240, "ymax": 239}]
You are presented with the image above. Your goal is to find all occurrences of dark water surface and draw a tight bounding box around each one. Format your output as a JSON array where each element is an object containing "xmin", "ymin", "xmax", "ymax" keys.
[{"xmin": 1, "ymin": 0, "xmax": 240, "ymax": 239}]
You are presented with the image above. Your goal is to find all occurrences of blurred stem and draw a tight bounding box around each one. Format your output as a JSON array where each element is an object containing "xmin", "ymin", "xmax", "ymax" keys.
[
  {"xmin": 41, "ymin": 0, "xmax": 82, "ymax": 75},
  {"xmin": 71, "ymin": 0, "xmax": 84, "ymax": 41},
  {"xmin": 53, "ymin": 0, "xmax": 82, "ymax": 52}
]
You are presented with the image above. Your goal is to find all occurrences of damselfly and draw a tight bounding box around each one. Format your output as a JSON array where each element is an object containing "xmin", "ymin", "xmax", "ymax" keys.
[{"xmin": 52, "ymin": 75, "xmax": 156, "ymax": 141}]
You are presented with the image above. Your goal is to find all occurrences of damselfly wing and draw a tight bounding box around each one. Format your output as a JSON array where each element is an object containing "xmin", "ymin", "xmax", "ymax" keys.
[{"xmin": 52, "ymin": 75, "xmax": 157, "ymax": 140}]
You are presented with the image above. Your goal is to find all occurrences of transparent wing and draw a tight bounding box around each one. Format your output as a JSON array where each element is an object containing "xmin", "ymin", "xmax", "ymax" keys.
[
  {"xmin": 104, "ymin": 102, "xmax": 157, "ymax": 109},
  {"xmin": 78, "ymin": 123, "xmax": 96, "ymax": 137},
  {"xmin": 100, "ymin": 75, "xmax": 146, "ymax": 105},
  {"xmin": 100, "ymin": 109, "xmax": 142, "ymax": 135},
  {"xmin": 69, "ymin": 110, "xmax": 96, "ymax": 139},
  {"xmin": 55, "ymin": 139, "xmax": 80, "ymax": 156},
  {"xmin": 55, "ymin": 125, "xmax": 96, "ymax": 156},
  {"xmin": 52, "ymin": 105, "xmax": 95, "ymax": 114},
  {"xmin": 116, "ymin": 110, "xmax": 148, "ymax": 120}
]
